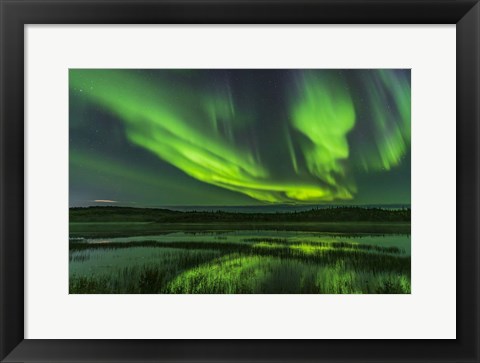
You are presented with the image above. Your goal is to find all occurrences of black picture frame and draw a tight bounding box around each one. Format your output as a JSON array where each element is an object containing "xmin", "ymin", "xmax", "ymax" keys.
[{"xmin": 1, "ymin": 0, "xmax": 479, "ymax": 362}]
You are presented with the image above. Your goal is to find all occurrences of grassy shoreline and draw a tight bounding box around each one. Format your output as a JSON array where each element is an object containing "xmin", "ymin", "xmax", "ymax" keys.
[{"xmin": 69, "ymin": 206, "xmax": 411, "ymax": 294}]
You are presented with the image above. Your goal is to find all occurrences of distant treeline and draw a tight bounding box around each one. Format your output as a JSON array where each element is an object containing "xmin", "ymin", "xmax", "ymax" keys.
[{"xmin": 70, "ymin": 206, "xmax": 411, "ymax": 223}]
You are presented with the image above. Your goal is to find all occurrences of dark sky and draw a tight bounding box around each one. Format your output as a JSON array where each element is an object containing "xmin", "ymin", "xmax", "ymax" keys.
[{"xmin": 69, "ymin": 69, "xmax": 411, "ymax": 207}]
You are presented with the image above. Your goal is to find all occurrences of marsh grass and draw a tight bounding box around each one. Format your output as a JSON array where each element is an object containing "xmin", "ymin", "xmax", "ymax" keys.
[
  {"xmin": 167, "ymin": 255, "xmax": 410, "ymax": 294},
  {"xmin": 70, "ymin": 247, "xmax": 222, "ymax": 294},
  {"xmin": 69, "ymin": 237, "xmax": 410, "ymax": 294}
]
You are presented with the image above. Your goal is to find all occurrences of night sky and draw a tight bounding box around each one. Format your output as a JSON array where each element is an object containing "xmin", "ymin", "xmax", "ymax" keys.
[{"xmin": 69, "ymin": 69, "xmax": 411, "ymax": 207}]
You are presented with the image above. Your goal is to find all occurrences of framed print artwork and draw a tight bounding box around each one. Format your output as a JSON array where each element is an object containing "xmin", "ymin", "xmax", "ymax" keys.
[
  {"xmin": 1, "ymin": 0, "xmax": 479, "ymax": 362},
  {"xmin": 68, "ymin": 68, "xmax": 412, "ymax": 295}
]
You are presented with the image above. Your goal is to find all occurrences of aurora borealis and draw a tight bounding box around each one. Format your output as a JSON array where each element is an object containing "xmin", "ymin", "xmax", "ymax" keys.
[{"xmin": 69, "ymin": 69, "xmax": 411, "ymax": 207}]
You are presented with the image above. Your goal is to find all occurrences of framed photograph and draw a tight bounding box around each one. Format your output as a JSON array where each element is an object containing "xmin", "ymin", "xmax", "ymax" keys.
[{"xmin": 1, "ymin": 0, "xmax": 479, "ymax": 362}]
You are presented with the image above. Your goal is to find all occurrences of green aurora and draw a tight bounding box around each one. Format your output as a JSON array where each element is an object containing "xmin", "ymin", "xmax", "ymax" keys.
[{"xmin": 69, "ymin": 69, "xmax": 411, "ymax": 207}]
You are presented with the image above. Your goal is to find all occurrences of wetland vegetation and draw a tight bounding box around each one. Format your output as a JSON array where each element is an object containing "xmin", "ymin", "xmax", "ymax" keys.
[{"xmin": 69, "ymin": 206, "xmax": 411, "ymax": 294}]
